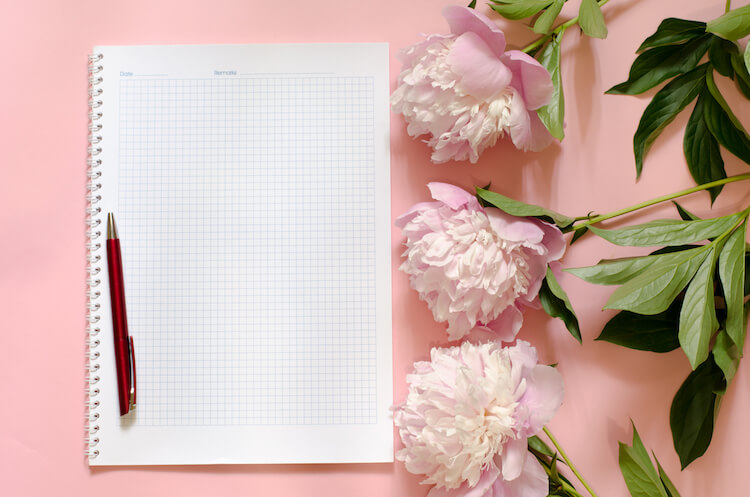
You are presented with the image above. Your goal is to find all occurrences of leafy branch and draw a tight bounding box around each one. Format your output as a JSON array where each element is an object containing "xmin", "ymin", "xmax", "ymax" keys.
[
  {"xmin": 567, "ymin": 185, "xmax": 750, "ymax": 468},
  {"xmin": 608, "ymin": 5, "xmax": 750, "ymax": 201},
  {"xmin": 477, "ymin": 171, "xmax": 750, "ymax": 469}
]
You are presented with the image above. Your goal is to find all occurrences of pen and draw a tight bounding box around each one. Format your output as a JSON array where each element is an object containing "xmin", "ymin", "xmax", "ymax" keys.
[{"xmin": 106, "ymin": 213, "xmax": 137, "ymax": 416}]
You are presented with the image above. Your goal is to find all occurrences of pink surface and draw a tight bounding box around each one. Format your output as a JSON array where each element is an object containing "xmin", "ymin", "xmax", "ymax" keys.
[{"xmin": 1, "ymin": 1, "xmax": 749, "ymax": 496}]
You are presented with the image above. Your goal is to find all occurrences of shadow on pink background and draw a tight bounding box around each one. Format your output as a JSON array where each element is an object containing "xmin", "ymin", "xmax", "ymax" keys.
[{"xmin": 1, "ymin": 0, "xmax": 749, "ymax": 496}]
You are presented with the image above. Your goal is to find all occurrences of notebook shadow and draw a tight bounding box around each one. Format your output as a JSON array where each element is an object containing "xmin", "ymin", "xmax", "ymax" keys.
[{"xmin": 89, "ymin": 462, "xmax": 394, "ymax": 476}]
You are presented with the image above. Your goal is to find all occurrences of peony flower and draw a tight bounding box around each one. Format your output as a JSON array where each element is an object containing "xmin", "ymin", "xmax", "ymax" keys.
[
  {"xmin": 393, "ymin": 340, "xmax": 564, "ymax": 497},
  {"xmin": 396, "ymin": 183, "xmax": 565, "ymax": 341},
  {"xmin": 391, "ymin": 5, "xmax": 555, "ymax": 163}
]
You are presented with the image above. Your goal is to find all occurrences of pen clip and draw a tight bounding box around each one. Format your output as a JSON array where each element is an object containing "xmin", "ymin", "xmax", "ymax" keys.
[{"xmin": 128, "ymin": 336, "xmax": 137, "ymax": 410}]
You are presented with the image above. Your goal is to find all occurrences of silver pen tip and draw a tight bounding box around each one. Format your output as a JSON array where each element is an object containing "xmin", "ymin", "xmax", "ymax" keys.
[{"xmin": 107, "ymin": 213, "xmax": 118, "ymax": 239}]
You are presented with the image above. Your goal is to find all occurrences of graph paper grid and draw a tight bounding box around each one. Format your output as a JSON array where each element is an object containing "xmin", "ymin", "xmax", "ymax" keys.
[{"xmin": 117, "ymin": 76, "xmax": 377, "ymax": 426}]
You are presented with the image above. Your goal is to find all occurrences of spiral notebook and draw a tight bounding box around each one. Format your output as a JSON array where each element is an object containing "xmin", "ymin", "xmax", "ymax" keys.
[{"xmin": 85, "ymin": 43, "xmax": 392, "ymax": 465}]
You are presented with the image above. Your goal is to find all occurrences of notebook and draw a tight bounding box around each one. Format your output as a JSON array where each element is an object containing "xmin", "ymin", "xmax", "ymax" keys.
[{"xmin": 85, "ymin": 43, "xmax": 392, "ymax": 465}]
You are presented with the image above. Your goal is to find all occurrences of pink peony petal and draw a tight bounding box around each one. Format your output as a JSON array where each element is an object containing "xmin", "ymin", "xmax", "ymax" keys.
[
  {"xmin": 443, "ymin": 5, "xmax": 506, "ymax": 58},
  {"xmin": 499, "ymin": 51, "xmax": 553, "ymax": 111},
  {"xmin": 485, "ymin": 305, "xmax": 522, "ymax": 342},
  {"xmin": 508, "ymin": 94, "xmax": 554, "ymax": 152},
  {"xmin": 518, "ymin": 365, "xmax": 565, "ymax": 436},
  {"xmin": 508, "ymin": 339, "xmax": 538, "ymax": 372},
  {"xmin": 427, "ymin": 182, "xmax": 481, "ymax": 211},
  {"xmin": 427, "ymin": 464, "xmax": 500, "ymax": 497},
  {"xmin": 398, "ymin": 33, "xmax": 455, "ymax": 66},
  {"xmin": 521, "ymin": 254, "xmax": 548, "ymax": 301},
  {"xmin": 395, "ymin": 201, "xmax": 441, "ymax": 228},
  {"xmin": 490, "ymin": 453, "xmax": 548, "ymax": 497},
  {"xmin": 448, "ymin": 32, "xmax": 512, "ymax": 101},
  {"xmin": 485, "ymin": 208, "xmax": 545, "ymax": 244},
  {"xmin": 499, "ymin": 437, "xmax": 527, "ymax": 481},
  {"xmin": 536, "ymin": 220, "xmax": 566, "ymax": 262}
]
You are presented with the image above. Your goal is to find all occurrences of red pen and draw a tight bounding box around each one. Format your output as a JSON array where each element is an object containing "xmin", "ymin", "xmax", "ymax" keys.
[{"xmin": 106, "ymin": 213, "xmax": 137, "ymax": 416}]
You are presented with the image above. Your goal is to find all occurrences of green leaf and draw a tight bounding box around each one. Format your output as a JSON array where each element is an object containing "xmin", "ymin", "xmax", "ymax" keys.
[
  {"xmin": 679, "ymin": 246, "xmax": 720, "ymax": 369},
  {"xmin": 475, "ymin": 187, "xmax": 575, "ymax": 227},
  {"xmin": 540, "ymin": 268, "xmax": 582, "ymax": 343},
  {"xmin": 570, "ymin": 226, "xmax": 588, "ymax": 244},
  {"xmin": 683, "ymin": 92, "xmax": 726, "ymax": 203},
  {"xmin": 537, "ymin": 31, "xmax": 565, "ymax": 140},
  {"xmin": 578, "ymin": 0, "xmax": 607, "ymax": 39},
  {"xmin": 618, "ymin": 425, "xmax": 669, "ymax": 497},
  {"xmin": 704, "ymin": 70, "xmax": 750, "ymax": 165},
  {"xmin": 630, "ymin": 420, "xmax": 656, "ymax": 464},
  {"xmin": 650, "ymin": 244, "xmax": 702, "ymax": 255},
  {"xmin": 533, "ymin": 0, "xmax": 564, "ymax": 34},
  {"xmin": 731, "ymin": 51, "xmax": 750, "ymax": 100},
  {"xmin": 630, "ymin": 64, "xmax": 707, "ymax": 177},
  {"xmin": 604, "ymin": 246, "xmax": 710, "ymax": 315},
  {"xmin": 489, "ymin": 0, "xmax": 552, "ymax": 20},
  {"xmin": 619, "ymin": 445, "xmax": 667, "ymax": 497},
  {"xmin": 467, "ymin": 0, "xmax": 476, "ymax": 8},
  {"xmin": 656, "ymin": 459, "xmax": 682, "ymax": 497},
  {"xmin": 746, "ymin": 41, "xmax": 750, "ymax": 75},
  {"xmin": 589, "ymin": 213, "xmax": 741, "ymax": 246},
  {"xmin": 745, "ymin": 251, "xmax": 750, "ymax": 296},
  {"xmin": 672, "ymin": 201, "xmax": 700, "ymax": 221},
  {"xmin": 637, "ymin": 18, "xmax": 707, "ymax": 53},
  {"xmin": 706, "ymin": 4, "xmax": 750, "ymax": 41},
  {"xmin": 606, "ymin": 35, "xmax": 711, "ymax": 95},
  {"xmin": 528, "ymin": 435, "xmax": 555, "ymax": 457},
  {"xmin": 550, "ymin": 454, "xmax": 560, "ymax": 480},
  {"xmin": 567, "ymin": 247, "xmax": 704, "ymax": 285},
  {"xmin": 713, "ymin": 329, "xmax": 740, "ymax": 383},
  {"xmin": 708, "ymin": 36, "xmax": 738, "ymax": 78},
  {"xmin": 597, "ymin": 305, "xmax": 680, "ymax": 353},
  {"xmin": 719, "ymin": 221, "xmax": 747, "ymax": 351},
  {"xmin": 670, "ymin": 356, "xmax": 725, "ymax": 469}
]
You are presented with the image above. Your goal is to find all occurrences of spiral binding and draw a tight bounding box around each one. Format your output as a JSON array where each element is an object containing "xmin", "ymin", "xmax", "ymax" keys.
[{"xmin": 86, "ymin": 52, "xmax": 104, "ymax": 461}]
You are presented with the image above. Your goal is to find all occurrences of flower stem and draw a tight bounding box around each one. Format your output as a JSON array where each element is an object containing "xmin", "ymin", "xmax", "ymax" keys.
[
  {"xmin": 521, "ymin": 0, "xmax": 611, "ymax": 54},
  {"xmin": 572, "ymin": 173, "xmax": 750, "ymax": 231},
  {"xmin": 543, "ymin": 426, "xmax": 599, "ymax": 497},
  {"xmin": 726, "ymin": 0, "xmax": 732, "ymax": 13}
]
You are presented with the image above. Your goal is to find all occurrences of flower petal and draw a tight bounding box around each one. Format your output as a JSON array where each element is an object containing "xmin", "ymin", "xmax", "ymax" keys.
[
  {"xmin": 395, "ymin": 201, "xmax": 441, "ymax": 228},
  {"xmin": 508, "ymin": 93, "xmax": 554, "ymax": 152},
  {"xmin": 500, "ymin": 50, "xmax": 553, "ymax": 110},
  {"xmin": 485, "ymin": 208, "xmax": 545, "ymax": 244},
  {"xmin": 484, "ymin": 305, "xmax": 523, "ymax": 342},
  {"xmin": 428, "ymin": 182, "xmax": 481, "ymax": 210},
  {"xmin": 443, "ymin": 5, "xmax": 506, "ymax": 58},
  {"xmin": 427, "ymin": 464, "xmax": 500, "ymax": 497},
  {"xmin": 398, "ymin": 33, "xmax": 455, "ymax": 66},
  {"xmin": 448, "ymin": 32, "xmax": 512, "ymax": 101},
  {"xmin": 500, "ymin": 437, "xmax": 527, "ymax": 481},
  {"xmin": 535, "ymin": 220, "xmax": 566, "ymax": 261},
  {"xmin": 491, "ymin": 453, "xmax": 548, "ymax": 497},
  {"xmin": 519, "ymin": 365, "xmax": 565, "ymax": 436}
]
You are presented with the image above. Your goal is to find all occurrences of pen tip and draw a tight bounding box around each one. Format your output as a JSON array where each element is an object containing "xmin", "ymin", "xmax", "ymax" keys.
[{"xmin": 107, "ymin": 213, "xmax": 118, "ymax": 239}]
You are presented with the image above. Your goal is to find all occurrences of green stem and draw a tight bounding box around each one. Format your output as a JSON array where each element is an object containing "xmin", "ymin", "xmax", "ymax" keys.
[
  {"xmin": 522, "ymin": 0, "xmax": 611, "ymax": 54},
  {"xmin": 572, "ymin": 173, "xmax": 750, "ymax": 231},
  {"xmin": 726, "ymin": 0, "xmax": 731, "ymax": 13},
  {"xmin": 543, "ymin": 426, "xmax": 599, "ymax": 497}
]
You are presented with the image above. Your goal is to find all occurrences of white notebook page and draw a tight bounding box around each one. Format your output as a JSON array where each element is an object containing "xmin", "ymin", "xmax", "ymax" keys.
[{"xmin": 90, "ymin": 44, "xmax": 392, "ymax": 465}]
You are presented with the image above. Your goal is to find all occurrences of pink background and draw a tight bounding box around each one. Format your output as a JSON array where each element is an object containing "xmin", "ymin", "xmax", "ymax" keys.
[{"xmin": 1, "ymin": 0, "xmax": 749, "ymax": 496}]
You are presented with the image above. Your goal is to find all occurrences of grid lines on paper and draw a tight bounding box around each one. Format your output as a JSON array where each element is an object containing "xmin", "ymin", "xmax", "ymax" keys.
[{"xmin": 117, "ymin": 76, "xmax": 377, "ymax": 426}]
